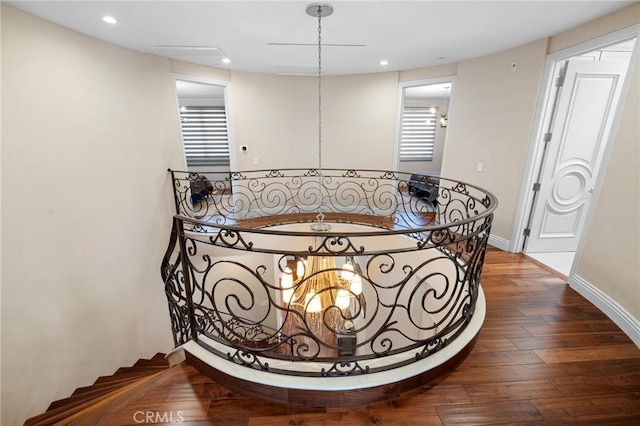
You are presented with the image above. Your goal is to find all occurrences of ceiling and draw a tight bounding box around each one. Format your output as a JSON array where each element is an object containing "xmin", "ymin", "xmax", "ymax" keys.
[{"xmin": 7, "ymin": 1, "xmax": 634, "ymax": 75}]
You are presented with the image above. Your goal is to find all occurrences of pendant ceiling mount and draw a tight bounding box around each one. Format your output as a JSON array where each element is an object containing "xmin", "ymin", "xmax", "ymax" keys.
[{"xmin": 306, "ymin": 3, "xmax": 334, "ymax": 18}]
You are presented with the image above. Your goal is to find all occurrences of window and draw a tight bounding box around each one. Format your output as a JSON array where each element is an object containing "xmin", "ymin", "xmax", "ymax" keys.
[
  {"xmin": 399, "ymin": 107, "xmax": 436, "ymax": 161},
  {"xmin": 179, "ymin": 106, "xmax": 230, "ymax": 167}
]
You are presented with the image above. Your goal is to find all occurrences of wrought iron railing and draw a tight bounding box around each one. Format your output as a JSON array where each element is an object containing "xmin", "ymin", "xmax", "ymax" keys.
[{"xmin": 162, "ymin": 168, "xmax": 497, "ymax": 377}]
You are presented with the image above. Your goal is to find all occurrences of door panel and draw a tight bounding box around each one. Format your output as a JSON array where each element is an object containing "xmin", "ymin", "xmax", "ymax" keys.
[{"xmin": 526, "ymin": 59, "xmax": 628, "ymax": 253}]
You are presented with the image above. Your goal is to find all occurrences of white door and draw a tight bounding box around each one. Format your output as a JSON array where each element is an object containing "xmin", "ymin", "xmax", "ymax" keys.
[{"xmin": 526, "ymin": 59, "xmax": 629, "ymax": 253}]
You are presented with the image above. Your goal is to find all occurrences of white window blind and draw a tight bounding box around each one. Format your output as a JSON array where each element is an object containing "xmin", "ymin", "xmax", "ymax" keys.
[
  {"xmin": 179, "ymin": 106, "xmax": 230, "ymax": 167},
  {"xmin": 399, "ymin": 107, "xmax": 436, "ymax": 161}
]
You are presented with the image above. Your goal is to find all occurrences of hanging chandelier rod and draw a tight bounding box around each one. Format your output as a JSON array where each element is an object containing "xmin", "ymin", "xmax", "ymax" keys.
[{"xmin": 307, "ymin": 3, "xmax": 333, "ymax": 232}]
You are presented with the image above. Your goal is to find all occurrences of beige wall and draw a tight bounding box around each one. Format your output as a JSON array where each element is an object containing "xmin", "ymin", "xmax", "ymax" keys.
[
  {"xmin": 442, "ymin": 39, "xmax": 548, "ymax": 239},
  {"xmin": 230, "ymin": 71, "xmax": 319, "ymax": 170},
  {"xmin": 1, "ymin": 5, "xmax": 182, "ymax": 425},
  {"xmin": 0, "ymin": 2, "xmax": 4, "ymax": 403},
  {"xmin": 549, "ymin": 3, "xmax": 640, "ymax": 53},
  {"xmin": 229, "ymin": 70, "xmax": 399, "ymax": 171},
  {"xmin": 575, "ymin": 61, "xmax": 639, "ymax": 319},
  {"xmin": 322, "ymin": 72, "xmax": 399, "ymax": 170},
  {"xmin": 399, "ymin": 63, "xmax": 458, "ymax": 82}
]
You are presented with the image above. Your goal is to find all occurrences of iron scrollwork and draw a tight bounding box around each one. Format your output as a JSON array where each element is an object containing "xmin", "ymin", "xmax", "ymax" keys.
[{"xmin": 162, "ymin": 169, "xmax": 497, "ymax": 377}]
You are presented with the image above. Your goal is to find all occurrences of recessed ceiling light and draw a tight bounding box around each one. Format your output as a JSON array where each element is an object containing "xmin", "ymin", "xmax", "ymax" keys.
[
  {"xmin": 379, "ymin": 60, "xmax": 389, "ymax": 66},
  {"xmin": 222, "ymin": 58, "xmax": 231, "ymax": 64},
  {"xmin": 102, "ymin": 16, "xmax": 117, "ymax": 24},
  {"xmin": 437, "ymin": 56, "xmax": 446, "ymax": 60}
]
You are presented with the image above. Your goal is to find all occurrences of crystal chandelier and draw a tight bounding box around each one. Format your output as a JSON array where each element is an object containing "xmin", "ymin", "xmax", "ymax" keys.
[{"xmin": 280, "ymin": 255, "xmax": 364, "ymax": 315}]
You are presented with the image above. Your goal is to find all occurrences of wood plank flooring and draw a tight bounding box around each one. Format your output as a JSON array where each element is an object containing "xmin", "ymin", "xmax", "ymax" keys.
[
  {"xmin": 62, "ymin": 248, "xmax": 640, "ymax": 424},
  {"xmin": 201, "ymin": 210, "xmax": 436, "ymax": 231}
]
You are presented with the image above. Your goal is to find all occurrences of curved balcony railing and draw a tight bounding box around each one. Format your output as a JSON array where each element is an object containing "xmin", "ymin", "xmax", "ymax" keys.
[{"xmin": 162, "ymin": 168, "xmax": 497, "ymax": 377}]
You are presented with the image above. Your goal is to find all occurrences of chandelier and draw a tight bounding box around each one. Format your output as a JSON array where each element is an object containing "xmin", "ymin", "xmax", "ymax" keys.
[{"xmin": 280, "ymin": 255, "xmax": 364, "ymax": 316}]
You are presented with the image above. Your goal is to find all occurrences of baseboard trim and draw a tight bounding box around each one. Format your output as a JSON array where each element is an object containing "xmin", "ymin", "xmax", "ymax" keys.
[
  {"xmin": 488, "ymin": 235, "xmax": 510, "ymax": 251},
  {"xmin": 569, "ymin": 274, "xmax": 640, "ymax": 348}
]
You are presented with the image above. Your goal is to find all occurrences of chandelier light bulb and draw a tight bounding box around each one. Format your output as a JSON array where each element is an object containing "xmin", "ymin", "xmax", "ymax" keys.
[
  {"xmin": 341, "ymin": 262, "xmax": 354, "ymax": 281},
  {"xmin": 350, "ymin": 275, "xmax": 362, "ymax": 295},
  {"xmin": 281, "ymin": 274, "xmax": 294, "ymax": 303},
  {"xmin": 305, "ymin": 292, "xmax": 322, "ymax": 313},
  {"xmin": 335, "ymin": 289, "xmax": 351, "ymax": 310},
  {"xmin": 296, "ymin": 260, "xmax": 306, "ymax": 279}
]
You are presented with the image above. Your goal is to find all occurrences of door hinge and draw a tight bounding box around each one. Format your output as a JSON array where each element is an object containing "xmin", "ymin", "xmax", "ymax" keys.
[
  {"xmin": 556, "ymin": 61, "xmax": 569, "ymax": 87},
  {"xmin": 543, "ymin": 132, "xmax": 552, "ymax": 142},
  {"xmin": 523, "ymin": 228, "xmax": 531, "ymax": 237},
  {"xmin": 532, "ymin": 183, "xmax": 541, "ymax": 192}
]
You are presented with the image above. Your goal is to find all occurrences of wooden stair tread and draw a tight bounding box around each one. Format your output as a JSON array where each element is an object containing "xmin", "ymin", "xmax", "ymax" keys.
[
  {"xmin": 150, "ymin": 352, "xmax": 168, "ymax": 362},
  {"xmin": 48, "ymin": 393, "xmax": 107, "ymax": 412},
  {"xmin": 35, "ymin": 353, "xmax": 170, "ymax": 420},
  {"xmin": 24, "ymin": 372, "xmax": 162, "ymax": 426},
  {"xmin": 25, "ymin": 365, "xmax": 187, "ymax": 426},
  {"xmin": 50, "ymin": 379, "xmax": 143, "ymax": 411},
  {"xmin": 114, "ymin": 365, "xmax": 168, "ymax": 375},
  {"xmin": 72, "ymin": 376, "xmax": 146, "ymax": 396},
  {"xmin": 133, "ymin": 358, "xmax": 169, "ymax": 368},
  {"xmin": 49, "ymin": 372, "xmax": 161, "ymax": 411},
  {"xmin": 63, "ymin": 364, "xmax": 191, "ymax": 425},
  {"xmin": 94, "ymin": 369, "xmax": 159, "ymax": 384}
]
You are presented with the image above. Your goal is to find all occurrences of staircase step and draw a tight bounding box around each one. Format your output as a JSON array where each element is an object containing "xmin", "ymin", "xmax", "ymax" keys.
[
  {"xmin": 133, "ymin": 357, "xmax": 169, "ymax": 368},
  {"xmin": 114, "ymin": 365, "xmax": 168, "ymax": 375},
  {"xmin": 72, "ymin": 377, "xmax": 142, "ymax": 397},
  {"xmin": 24, "ymin": 369, "xmax": 167, "ymax": 425},
  {"xmin": 94, "ymin": 369, "xmax": 158, "ymax": 384},
  {"xmin": 150, "ymin": 352, "xmax": 167, "ymax": 362},
  {"xmin": 59, "ymin": 375, "xmax": 156, "ymax": 410},
  {"xmin": 25, "ymin": 364, "xmax": 190, "ymax": 426},
  {"xmin": 51, "ymin": 379, "xmax": 140, "ymax": 410},
  {"xmin": 48, "ymin": 386, "xmax": 114, "ymax": 412},
  {"xmin": 133, "ymin": 359, "xmax": 169, "ymax": 368},
  {"xmin": 28, "ymin": 353, "xmax": 172, "ymax": 425}
]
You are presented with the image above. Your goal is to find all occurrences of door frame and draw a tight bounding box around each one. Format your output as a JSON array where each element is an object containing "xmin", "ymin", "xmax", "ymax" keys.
[
  {"xmin": 171, "ymin": 73, "xmax": 238, "ymax": 171},
  {"xmin": 510, "ymin": 24, "xmax": 639, "ymax": 269},
  {"xmin": 393, "ymin": 76, "xmax": 456, "ymax": 175}
]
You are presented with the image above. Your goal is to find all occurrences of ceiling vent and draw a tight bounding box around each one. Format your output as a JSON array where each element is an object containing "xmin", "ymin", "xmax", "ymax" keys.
[{"xmin": 146, "ymin": 45, "xmax": 226, "ymax": 65}]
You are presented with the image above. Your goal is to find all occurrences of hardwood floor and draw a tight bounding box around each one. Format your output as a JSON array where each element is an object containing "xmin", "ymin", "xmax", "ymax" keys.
[
  {"xmin": 203, "ymin": 210, "xmax": 436, "ymax": 231},
  {"xmin": 29, "ymin": 247, "xmax": 640, "ymax": 424}
]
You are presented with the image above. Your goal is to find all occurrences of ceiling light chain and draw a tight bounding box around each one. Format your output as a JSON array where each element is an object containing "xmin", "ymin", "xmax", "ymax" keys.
[
  {"xmin": 309, "ymin": 3, "xmax": 333, "ymax": 232},
  {"xmin": 317, "ymin": 5, "xmax": 322, "ymax": 183}
]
